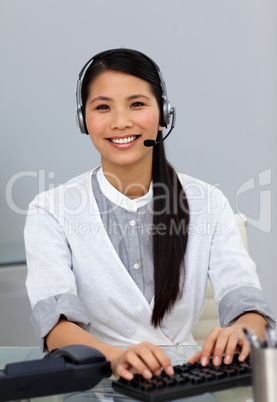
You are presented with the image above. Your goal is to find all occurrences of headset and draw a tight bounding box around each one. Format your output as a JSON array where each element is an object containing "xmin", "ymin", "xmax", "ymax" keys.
[{"xmin": 76, "ymin": 48, "xmax": 175, "ymax": 146}]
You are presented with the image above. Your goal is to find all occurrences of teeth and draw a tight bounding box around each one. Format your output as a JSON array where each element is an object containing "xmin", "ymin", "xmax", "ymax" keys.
[{"xmin": 111, "ymin": 136, "xmax": 136, "ymax": 144}]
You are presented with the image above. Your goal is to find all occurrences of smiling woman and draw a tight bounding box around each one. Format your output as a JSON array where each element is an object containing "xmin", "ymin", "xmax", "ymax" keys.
[{"xmin": 24, "ymin": 48, "xmax": 275, "ymax": 382}]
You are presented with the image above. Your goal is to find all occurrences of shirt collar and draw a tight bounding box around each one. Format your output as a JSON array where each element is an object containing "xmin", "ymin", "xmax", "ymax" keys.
[{"xmin": 96, "ymin": 167, "xmax": 153, "ymax": 212}]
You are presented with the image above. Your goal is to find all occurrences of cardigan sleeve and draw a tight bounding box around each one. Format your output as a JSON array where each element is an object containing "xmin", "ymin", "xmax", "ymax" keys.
[
  {"xmin": 208, "ymin": 191, "xmax": 276, "ymax": 328},
  {"xmin": 24, "ymin": 192, "xmax": 90, "ymax": 350}
]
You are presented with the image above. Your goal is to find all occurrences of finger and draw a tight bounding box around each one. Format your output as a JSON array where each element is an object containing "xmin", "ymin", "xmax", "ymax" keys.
[
  {"xmin": 238, "ymin": 337, "xmax": 251, "ymax": 362},
  {"xmin": 120, "ymin": 349, "xmax": 153, "ymax": 379},
  {"xmin": 123, "ymin": 343, "xmax": 172, "ymax": 379},
  {"xmin": 137, "ymin": 343, "xmax": 174, "ymax": 376},
  {"xmin": 200, "ymin": 328, "xmax": 221, "ymax": 366},
  {"xmin": 223, "ymin": 332, "xmax": 241, "ymax": 364},
  {"xmin": 149, "ymin": 344, "xmax": 174, "ymax": 376},
  {"xmin": 116, "ymin": 363, "xmax": 135, "ymax": 381},
  {"xmin": 187, "ymin": 350, "xmax": 202, "ymax": 364},
  {"xmin": 136, "ymin": 345, "xmax": 163, "ymax": 375},
  {"xmin": 212, "ymin": 329, "xmax": 234, "ymax": 366}
]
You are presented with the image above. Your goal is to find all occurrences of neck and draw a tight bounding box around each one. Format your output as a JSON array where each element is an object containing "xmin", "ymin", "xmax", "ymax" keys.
[{"xmin": 101, "ymin": 161, "xmax": 152, "ymax": 199}]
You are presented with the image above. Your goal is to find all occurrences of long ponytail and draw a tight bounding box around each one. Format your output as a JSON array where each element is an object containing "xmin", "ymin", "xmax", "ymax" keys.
[{"xmin": 151, "ymin": 131, "xmax": 189, "ymax": 326}]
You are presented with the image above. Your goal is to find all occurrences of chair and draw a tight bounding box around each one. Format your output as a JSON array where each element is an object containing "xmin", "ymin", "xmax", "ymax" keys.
[{"xmin": 191, "ymin": 214, "xmax": 248, "ymax": 345}]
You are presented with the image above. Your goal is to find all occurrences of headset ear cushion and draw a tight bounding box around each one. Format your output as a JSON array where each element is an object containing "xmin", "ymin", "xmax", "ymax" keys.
[
  {"xmin": 77, "ymin": 106, "xmax": 88, "ymax": 134},
  {"xmin": 161, "ymin": 98, "xmax": 171, "ymax": 128}
]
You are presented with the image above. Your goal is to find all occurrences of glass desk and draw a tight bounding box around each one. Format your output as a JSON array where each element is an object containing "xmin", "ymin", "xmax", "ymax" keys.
[{"xmin": 0, "ymin": 346, "xmax": 253, "ymax": 402}]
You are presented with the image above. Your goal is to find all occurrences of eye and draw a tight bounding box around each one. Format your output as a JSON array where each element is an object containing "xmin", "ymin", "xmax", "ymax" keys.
[
  {"xmin": 95, "ymin": 104, "xmax": 110, "ymax": 110},
  {"xmin": 131, "ymin": 101, "xmax": 145, "ymax": 108}
]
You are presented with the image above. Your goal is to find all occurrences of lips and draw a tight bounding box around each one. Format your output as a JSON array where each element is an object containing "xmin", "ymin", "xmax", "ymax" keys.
[{"xmin": 109, "ymin": 135, "xmax": 139, "ymax": 144}]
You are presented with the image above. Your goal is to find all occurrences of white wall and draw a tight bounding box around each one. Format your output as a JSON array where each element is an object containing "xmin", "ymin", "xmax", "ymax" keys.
[{"xmin": 0, "ymin": 0, "xmax": 276, "ymax": 344}]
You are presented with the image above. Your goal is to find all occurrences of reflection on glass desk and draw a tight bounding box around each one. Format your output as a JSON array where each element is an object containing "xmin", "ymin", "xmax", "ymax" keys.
[{"xmin": 0, "ymin": 345, "xmax": 253, "ymax": 402}]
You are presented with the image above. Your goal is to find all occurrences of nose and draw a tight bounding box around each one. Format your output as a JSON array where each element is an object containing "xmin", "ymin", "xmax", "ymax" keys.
[{"xmin": 110, "ymin": 109, "xmax": 133, "ymax": 130}]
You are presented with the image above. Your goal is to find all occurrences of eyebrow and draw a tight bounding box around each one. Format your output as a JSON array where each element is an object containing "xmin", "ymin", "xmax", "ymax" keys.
[
  {"xmin": 89, "ymin": 94, "xmax": 151, "ymax": 105},
  {"xmin": 127, "ymin": 94, "xmax": 151, "ymax": 101},
  {"xmin": 89, "ymin": 96, "xmax": 112, "ymax": 105}
]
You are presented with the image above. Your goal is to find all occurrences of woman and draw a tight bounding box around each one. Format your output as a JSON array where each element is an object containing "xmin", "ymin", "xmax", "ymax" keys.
[{"xmin": 24, "ymin": 48, "xmax": 274, "ymax": 381}]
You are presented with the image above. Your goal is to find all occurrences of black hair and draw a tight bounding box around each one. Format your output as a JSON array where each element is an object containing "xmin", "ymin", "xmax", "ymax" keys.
[{"xmin": 81, "ymin": 48, "xmax": 189, "ymax": 326}]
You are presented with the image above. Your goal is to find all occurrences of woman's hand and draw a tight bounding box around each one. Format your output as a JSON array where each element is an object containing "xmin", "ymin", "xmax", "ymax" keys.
[
  {"xmin": 188, "ymin": 313, "xmax": 267, "ymax": 367},
  {"xmin": 109, "ymin": 341, "xmax": 174, "ymax": 380},
  {"xmin": 188, "ymin": 325, "xmax": 249, "ymax": 367},
  {"xmin": 46, "ymin": 319, "xmax": 174, "ymax": 381}
]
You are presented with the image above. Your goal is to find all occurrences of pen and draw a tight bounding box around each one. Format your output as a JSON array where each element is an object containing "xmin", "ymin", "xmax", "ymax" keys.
[
  {"xmin": 243, "ymin": 328, "xmax": 260, "ymax": 349},
  {"xmin": 265, "ymin": 324, "xmax": 276, "ymax": 348},
  {"xmin": 243, "ymin": 328, "xmax": 252, "ymax": 346},
  {"xmin": 250, "ymin": 331, "xmax": 261, "ymax": 349}
]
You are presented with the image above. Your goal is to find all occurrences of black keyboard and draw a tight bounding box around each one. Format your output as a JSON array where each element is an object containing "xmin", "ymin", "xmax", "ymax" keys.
[{"xmin": 112, "ymin": 354, "xmax": 252, "ymax": 401}]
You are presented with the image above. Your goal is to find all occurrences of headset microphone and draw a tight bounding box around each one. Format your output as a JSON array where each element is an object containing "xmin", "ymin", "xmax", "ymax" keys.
[{"xmin": 144, "ymin": 107, "xmax": 176, "ymax": 147}]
